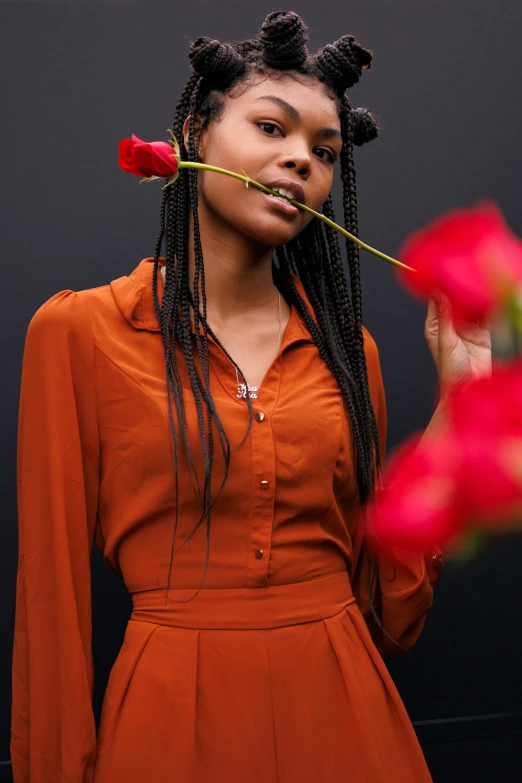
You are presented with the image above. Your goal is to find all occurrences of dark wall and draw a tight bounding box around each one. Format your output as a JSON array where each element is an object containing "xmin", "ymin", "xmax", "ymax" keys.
[{"xmin": 2, "ymin": 1, "xmax": 522, "ymax": 780}]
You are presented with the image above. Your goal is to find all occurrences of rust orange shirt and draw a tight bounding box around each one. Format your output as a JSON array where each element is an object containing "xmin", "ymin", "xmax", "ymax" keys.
[{"xmin": 11, "ymin": 257, "xmax": 442, "ymax": 781}]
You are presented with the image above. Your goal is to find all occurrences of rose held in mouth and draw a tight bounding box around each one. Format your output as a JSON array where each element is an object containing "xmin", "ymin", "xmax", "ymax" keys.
[{"xmin": 118, "ymin": 131, "xmax": 415, "ymax": 270}]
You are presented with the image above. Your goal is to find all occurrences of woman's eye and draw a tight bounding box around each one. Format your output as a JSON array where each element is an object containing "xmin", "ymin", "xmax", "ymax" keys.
[
  {"xmin": 258, "ymin": 122, "xmax": 281, "ymax": 135},
  {"xmin": 314, "ymin": 148, "xmax": 336, "ymax": 163},
  {"xmin": 257, "ymin": 123, "xmax": 336, "ymax": 163}
]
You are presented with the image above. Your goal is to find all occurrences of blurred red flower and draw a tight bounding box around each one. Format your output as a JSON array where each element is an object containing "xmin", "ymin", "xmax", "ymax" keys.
[
  {"xmin": 365, "ymin": 361, "xmax": 522, "ymax": 558},
  {"xmin": 364, "ymin": 432, "xmax": 466, "ymax": 557},
  {"xmin": 396, "ymin": 201, "xmax": 522, "ymax": 325},
  {"xmin": 447, "ymin": 360, "xmax": 522, "ymax": 526},
  {"xmin": 118, "ymin": 134, "xmax": 179, "ymax": 178}
]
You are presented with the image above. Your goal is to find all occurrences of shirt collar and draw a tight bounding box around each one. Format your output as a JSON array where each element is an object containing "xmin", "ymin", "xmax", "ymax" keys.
[{"xmin": 110, "ymin": 256, "xmax": 315, "ymax": 344}]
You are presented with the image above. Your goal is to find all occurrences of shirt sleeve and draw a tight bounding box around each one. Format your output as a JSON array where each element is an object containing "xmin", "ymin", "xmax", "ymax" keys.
[
  {"xmin": 350, "ymin": 326, "xmax": 443, "ymax": 657},
  {"xmin": 11, "ymin": 291, "xmax": 100, "ymax": 781}
]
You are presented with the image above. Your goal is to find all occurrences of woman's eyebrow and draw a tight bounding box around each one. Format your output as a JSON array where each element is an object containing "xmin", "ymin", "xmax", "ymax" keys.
[{"xmin": 252, "ymin": 95, "xmax": 342, "ymax": 141}]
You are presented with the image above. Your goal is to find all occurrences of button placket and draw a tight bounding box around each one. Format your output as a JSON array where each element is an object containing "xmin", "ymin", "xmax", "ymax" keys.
[
  {"xmin": 245, "ymin": 367, "xmax": 281, "ymax": 587},
  {"xmin": 200, "ymin": 307, "xmax": 312, "ymax": 588}
]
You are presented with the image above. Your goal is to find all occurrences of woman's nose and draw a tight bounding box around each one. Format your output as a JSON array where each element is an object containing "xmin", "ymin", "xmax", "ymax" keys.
[
  {"xmin": 282, "ymin": 155, "xmax": 311, "ymax": 178},
  {"xmin": 285, "ymin": 156, "xmax": 310, "ymax": 177}
]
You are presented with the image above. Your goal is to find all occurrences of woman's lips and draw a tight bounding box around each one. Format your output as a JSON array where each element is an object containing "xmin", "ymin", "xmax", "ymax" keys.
[{"xmin": 260, "ymin": 190, "xmax": 300, "ymax": 217}]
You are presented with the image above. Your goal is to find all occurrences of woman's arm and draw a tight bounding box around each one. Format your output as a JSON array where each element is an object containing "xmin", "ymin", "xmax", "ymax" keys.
[
  {"xmin": 11, "ymin": 291, "xmax": 100, "ymax": 782},
  {"xmin": 350, "ymin": 326, "xmax": 443, "ymax": 657}
]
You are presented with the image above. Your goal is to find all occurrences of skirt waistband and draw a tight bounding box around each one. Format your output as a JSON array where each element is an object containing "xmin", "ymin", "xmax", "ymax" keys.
[{"xmin": 130, "ymin": 571, "xmax": 355, "ymax": 630}]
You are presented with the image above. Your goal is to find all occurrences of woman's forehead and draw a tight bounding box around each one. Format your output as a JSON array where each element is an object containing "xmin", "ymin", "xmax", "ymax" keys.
[{"xmin": 228, "ymin": 77, "xmax": 340, "ymax": 122}]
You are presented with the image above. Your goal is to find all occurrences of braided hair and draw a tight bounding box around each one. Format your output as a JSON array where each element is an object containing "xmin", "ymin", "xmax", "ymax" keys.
[{"xmin": 150, "ymin": 9, "xmax": 398, "ymax": 646}]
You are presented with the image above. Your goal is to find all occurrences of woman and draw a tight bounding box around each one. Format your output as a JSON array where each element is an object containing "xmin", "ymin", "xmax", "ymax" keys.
[{"xmin": 11, "ymin": 10, "xmax": 491, "ymax": 783}]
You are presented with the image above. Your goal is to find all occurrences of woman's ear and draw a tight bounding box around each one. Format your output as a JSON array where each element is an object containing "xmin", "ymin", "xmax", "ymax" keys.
[{"xmin": 182, "ymin": 114, "xmax": 205, "ymax": 160}]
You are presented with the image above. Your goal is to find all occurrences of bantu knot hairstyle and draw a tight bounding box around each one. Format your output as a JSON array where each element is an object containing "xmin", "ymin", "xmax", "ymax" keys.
[
  {"xmin": 189, "ymin": 35, "xmax": 246, "ymax": 86},
  {"xmin": 314, "ymin": 34, "xmax": 373, "ymax": 94},
  {"xmin": 351, "ymin": 107, "xmax": 379, "ymax": 146},
  {"xmin": 260, "ymin": 9, "xmax": 309, "ymax": 70}
]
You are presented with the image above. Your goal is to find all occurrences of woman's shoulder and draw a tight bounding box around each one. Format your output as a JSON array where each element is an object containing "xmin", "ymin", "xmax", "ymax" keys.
[
  {"xmin": 28, "ymin": 289, "xmax": 90, "ymax": 338},
  {"xmin": 27, "ymin": 273, "xmax": 130, "ymax": 341}
]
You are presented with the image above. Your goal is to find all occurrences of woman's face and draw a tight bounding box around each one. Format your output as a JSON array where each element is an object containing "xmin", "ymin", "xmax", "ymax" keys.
[{"xmin": 183, "ymin": 75, "xmax": 343, "ymax": 249}]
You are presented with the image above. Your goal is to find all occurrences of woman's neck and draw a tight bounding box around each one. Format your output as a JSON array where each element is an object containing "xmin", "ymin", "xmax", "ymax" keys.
[
  {"xmin": 196, "ymin": 262, "xmax": 278, "ymax": 320},
  {"xmin": 159, "ymin": 258, "xmax": 279, "ymax": 324},
  {"xmin": 185, "ymin": 212, "xmax": 279, "ymax": 321}
]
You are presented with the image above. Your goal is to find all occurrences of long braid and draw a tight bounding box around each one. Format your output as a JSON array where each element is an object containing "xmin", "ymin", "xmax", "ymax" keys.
[
  {"xmin": 185, "ymin": 79, "xmax": 242, "ymax": 514},
  {"xmin": 184, "ymin": 83, "xmax": 215, "ymax": 577},
  {"xmin": 340, "ymin": 100, "xmax": 382, "ymax": 476},
  {"xmin": 335, "ymin": 101, "xmax": 402, "ymax": 649},
  {"xmin": 322, "ymin": 195, "xmax": 357, "ymax": 337}
]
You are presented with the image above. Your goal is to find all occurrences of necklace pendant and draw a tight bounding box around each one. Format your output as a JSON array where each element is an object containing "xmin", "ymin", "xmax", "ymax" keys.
[{"xmin": 237, "ymin": 383, "xmax": 258, "ymax": 399}]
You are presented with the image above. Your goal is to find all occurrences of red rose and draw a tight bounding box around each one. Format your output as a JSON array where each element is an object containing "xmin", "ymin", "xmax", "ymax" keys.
[
  {"xmin": 118, "ymin": 133, "xmax": 179, "ymax": 178},
  {"xmin": 448, "ymin": 361, "xmax": 522, "ymax": 526},
  {"xmin": 396, "ymin": 201, "xmax": 522, "ymax": 325},
  {"xmin": 364, "ymin": 432, "xmax": 466, "ymax": 557}
]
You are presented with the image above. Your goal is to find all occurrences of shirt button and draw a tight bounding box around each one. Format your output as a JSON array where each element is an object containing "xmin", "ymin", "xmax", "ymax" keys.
[
  {"xmin": 255, "ymin": 549, "xmax": 264, "ymax": 559},
  {"xmin": 255, "ymin": 411, "xmax": 265, "ymax": 422},
  {"xmin": 260, "ymin": 480, "xmax": 269, "ymax": 490}
]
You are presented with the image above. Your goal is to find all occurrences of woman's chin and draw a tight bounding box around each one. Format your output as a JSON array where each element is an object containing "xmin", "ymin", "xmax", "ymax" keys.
[
  {"xmin": 206, "ymin": 205, "xmax": 305, "ymax": 249},
  {"xmin": 239, "ymin": 217, "xmax": 304, "ymax": 249}
]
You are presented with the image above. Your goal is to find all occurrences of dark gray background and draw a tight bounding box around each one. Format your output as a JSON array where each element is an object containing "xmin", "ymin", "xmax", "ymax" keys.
[{"xmin": 2, "ymin": 1, "xmax": 522, "ymax": 780}]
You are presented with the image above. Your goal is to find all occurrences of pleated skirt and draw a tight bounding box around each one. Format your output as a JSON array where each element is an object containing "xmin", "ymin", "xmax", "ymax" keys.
[{"xmin": 94, "ymin": 571, "xmax": 432, "ymax": 782}]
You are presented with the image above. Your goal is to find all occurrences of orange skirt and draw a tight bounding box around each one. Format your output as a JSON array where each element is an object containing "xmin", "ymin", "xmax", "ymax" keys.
[{"xmin": 94, "ymin": 572, "xmax": 432, "ymax": 782}]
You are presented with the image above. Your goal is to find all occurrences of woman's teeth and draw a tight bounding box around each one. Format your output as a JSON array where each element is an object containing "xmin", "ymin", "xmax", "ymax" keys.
[{"xmin": 271, "ymin": 187, "xmax": 294, "ymax": 200}]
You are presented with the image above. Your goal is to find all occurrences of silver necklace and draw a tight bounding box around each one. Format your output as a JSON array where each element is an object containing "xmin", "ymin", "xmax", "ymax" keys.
[{"xmin": 235, "ymin": 289, "xmax": 282, "ymax": 400}]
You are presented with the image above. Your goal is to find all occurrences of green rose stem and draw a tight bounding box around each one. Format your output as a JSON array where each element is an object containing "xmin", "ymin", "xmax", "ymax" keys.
[
  {"xmin": 138, "ymin": 131, "xmax": 415, "ymax": 273},
  {"xmin": 506, "ymin": 287, "xmax": 522, "ymax": 357},
  {"xmin": 179, "ymin": 163, "xmax": 413, "ymax": 272}
]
